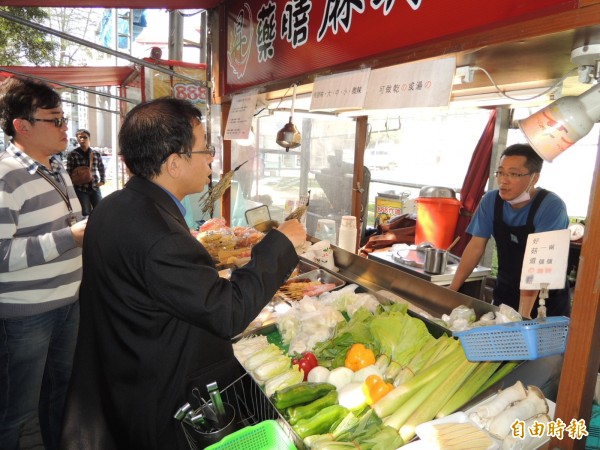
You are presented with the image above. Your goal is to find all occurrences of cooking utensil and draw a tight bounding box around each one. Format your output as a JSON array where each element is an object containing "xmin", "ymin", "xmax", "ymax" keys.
[
  {"xmin": 423, "ymin": 248, "xmax": 448, "ymax": 274},
  {"xmin": 207, "ymin": 382, "xmax": 226, "ymax": 427},
  {"xmin": 446, "ymin": 236, "xmax": 460, "ymax": 253}
]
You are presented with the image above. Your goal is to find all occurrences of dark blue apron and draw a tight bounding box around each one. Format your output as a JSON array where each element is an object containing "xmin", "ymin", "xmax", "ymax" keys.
[{"xmin": 493, "ymin": 189, "xmax": 570, "ymax": 318}]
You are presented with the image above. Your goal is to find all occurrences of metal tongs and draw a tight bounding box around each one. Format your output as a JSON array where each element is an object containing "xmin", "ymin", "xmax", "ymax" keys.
[
  {"xmin": 173, "ymin": 402, "xmax": 207, "ymax": 430},
  {"xmin": 537, "ymin": 282, "xmax": 549, "ymax": 321},
  {"xmin": 207, "ymin": 381, "xmax": 226, "ymax": 427}
]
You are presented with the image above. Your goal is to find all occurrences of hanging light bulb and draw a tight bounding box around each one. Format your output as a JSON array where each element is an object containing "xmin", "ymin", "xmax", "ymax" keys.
[
  {"xmin": 518, "ymin": 84, "xmax": 600, "ymax": 162},
  {"xmin": 276, "ymin": 83, "xmax": 301, "ymax": 151}
]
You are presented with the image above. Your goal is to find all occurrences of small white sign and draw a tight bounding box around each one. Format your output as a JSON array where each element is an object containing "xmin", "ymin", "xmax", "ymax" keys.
[
  {"xmin": 363, "ymin": 57, "xmax": 456, "ymax": 109},
  {"xmin": 310, "ymin": 68, "xmax": 371, "ymax": 111},
  {"xmin": 224, "ymin": 90, "xmax": 258, "ymax": 140},
  {"xmin": 519, "ymin": 229, "xmax": 570, "ymax": 290}
]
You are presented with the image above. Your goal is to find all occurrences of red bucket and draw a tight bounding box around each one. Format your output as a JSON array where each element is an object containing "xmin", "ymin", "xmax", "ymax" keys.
[{"xmin": 415, "ymin": 197, "xmax": 461, "ymax": 249}]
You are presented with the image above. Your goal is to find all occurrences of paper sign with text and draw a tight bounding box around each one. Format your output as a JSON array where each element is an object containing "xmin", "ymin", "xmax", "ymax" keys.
[
  {"xmin": 224, "ymin": 90, "xmax": 258, "ymax": 140},
  {"xmin": 363, "ymin": 57, "xmax": 456, "ymax": 109},
  {"xmin": 520, "ymin": 229, "xmax": 570, "ymax": 290},
  {"xmin": 310, "ymin": 68, "xmax": 371, "ymax": 111}
]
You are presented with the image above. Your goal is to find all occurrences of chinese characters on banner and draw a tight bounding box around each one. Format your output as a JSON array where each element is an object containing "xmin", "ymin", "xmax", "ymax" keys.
[
  {"xmin": 520, "ymin": 229, "xmax": 570, "ymax": 290},
  {"xmin": 310, "ymin": 68, "xmax": 370, "ymax": 111},
  {"xmin": 224, "ymin": 90, "xmax": 259, "ymax": 140},
  {"xmin": 224, "ymin": 0, "xmax": 576, "ymax": 93},
  {"xmin": 363, "ymin": 57, "xmax": 455, "ymax": 109}
]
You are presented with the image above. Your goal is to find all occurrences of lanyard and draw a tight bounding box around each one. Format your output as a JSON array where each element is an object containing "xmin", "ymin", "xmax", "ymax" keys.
[{"xmin": 36, "ymin": 167, "xmax": 77, "ymax": 226}]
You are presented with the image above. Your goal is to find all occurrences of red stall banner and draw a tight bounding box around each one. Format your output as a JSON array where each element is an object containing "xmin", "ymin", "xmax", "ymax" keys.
[{"xmin": 223, "ymin": 0, "xmax": 576, "ymax": 95}]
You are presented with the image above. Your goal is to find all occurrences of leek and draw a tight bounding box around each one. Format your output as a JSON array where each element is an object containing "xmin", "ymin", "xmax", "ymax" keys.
[
  {"xmin": 398, "ymin": 357, "xmax": 479, "ymax": 442},
  {"xmin": 381, "ymin": 352, "xmax": 464, "ymax": 431},
  {"xmin": 393, "ymin": 336, "xmax": 444, "ymax": 386},
  {"xmin": 436, "ymin": 360, "xmax": 501, "ymax": 418},
  {"xmin": 372, "ymin": 343, "xmax": 464, "ymax": 419},
  {"xmin": 473, "ymin": 360, "xmax": 520, "ymax": 397}
]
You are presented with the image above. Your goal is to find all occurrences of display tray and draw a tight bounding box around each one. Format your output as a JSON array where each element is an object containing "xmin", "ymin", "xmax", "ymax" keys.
[{"xmin": 275, "ymin": 269, "xmax": 346, "ymax": 302}]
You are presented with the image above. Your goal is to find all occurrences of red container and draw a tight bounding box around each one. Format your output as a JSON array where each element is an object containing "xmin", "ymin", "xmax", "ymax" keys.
[{"xmin": 415, "ymin": 197, "xmax": 461, "ymax": 249}]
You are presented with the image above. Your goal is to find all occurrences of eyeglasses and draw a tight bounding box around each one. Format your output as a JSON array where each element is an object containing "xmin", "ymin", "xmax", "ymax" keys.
[
  {"xmin": 27, "ymin": 117, "xmax": 69, "ymax": 128},
  {"xmin": 77, "ymin": 135, "xmax": 89, "ymax": 140},
  {"xmin": 189, "ymin": 145, "xmax": 216, "ymax": 158},
  {"xmin": 161, "ymin": 145, "xmax": 216, "ymax": 164},
  {"xmin": 493, "ymin": 170, "xmax": 532, "ymax": 180}
]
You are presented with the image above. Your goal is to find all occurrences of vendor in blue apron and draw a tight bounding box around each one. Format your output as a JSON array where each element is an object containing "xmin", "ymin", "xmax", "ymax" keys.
[{"xmin": 449, "ymin": 143, "xmax": 570, "ymax": 319}]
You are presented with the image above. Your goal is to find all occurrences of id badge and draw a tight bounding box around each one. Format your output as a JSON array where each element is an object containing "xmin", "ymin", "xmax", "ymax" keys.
[{"xmin": 67, "ymin": 214, "xmax": 77, "ymax": 226}]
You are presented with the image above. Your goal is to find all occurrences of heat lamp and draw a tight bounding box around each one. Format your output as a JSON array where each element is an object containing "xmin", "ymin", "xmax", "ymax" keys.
[
  {"xmin": 518, "ymin": 84, "xmax": 600, "ymax": 162},
  {"xmin": 276, "ymin": 83, "xmax": 301, "ymax": 151},
  {"xmin": 519, "ymin": 25, "xmax": 600, "ymax": 162}
]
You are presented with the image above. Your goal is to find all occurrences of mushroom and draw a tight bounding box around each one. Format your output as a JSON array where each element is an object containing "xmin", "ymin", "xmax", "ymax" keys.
[
  {"xmin": 476, "ymin": 381, "xmax": 527, "ymax": 419},
  {"xmin": 488, "ymin": 385, "xmax": 549, "ymax": 440}
]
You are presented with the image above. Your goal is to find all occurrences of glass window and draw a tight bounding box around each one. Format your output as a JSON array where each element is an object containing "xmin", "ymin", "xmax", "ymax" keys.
[{"xmin": 230, "ymin": 111, "xmax": 357, "ymax": 236}]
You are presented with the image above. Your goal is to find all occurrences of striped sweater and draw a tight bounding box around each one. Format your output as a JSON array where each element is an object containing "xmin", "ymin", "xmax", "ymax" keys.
[{"xmin": 0, "ymin": 144, "xmax": 83, "ymax": 318}]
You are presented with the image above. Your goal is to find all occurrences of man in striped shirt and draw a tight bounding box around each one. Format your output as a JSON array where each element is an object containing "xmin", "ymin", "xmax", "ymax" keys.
[{"xmin": 0, "ymin": 77, "xmax": 87, "ymax": 450}]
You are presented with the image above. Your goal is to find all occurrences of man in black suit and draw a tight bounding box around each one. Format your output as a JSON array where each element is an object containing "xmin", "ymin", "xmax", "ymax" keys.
[{"xmin": 60, "ymin": 97, "xmax": 305, "ymax": 449}]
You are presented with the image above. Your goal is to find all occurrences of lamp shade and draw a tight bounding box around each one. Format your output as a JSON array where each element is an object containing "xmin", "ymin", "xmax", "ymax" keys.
[
  {"xmin": 518, "ymin": 85, "xmax": 600, "ymax": 162},
  {"xmin": 276, "ymin": 117, "xmax": 301, "ymax": 150}
]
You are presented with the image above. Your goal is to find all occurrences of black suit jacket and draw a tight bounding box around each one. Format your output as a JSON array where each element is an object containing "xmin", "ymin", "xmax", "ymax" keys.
[{"xmin": 60, "ymin": 176, "xmax": 298, "ymax": 449}]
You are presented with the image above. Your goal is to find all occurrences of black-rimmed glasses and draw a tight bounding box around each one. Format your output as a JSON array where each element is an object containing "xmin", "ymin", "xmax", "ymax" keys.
[
  {"xmin": 27, "ymin": 117, "xmax": 69, "ymax": 128},
  {"xmin": 189, "ymin": 145, "xmax": 216, "ymax": 158}
]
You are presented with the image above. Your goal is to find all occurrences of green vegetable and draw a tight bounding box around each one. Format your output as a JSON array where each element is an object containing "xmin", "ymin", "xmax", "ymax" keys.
[
  {"xmin": 370, "ymin": 306, "xmax": 434, "ymax": 381},
  {"xmin": 372, "ymin": 342, "xmax": 464, "ymax": 419},
  {"xmin": 398, "ymin": 357, "xmax": 479, "ymax": 442},
  {"xmin": 252, "ymin": 355, "xmax": 290, "ymax": 382},
  {"xmin": 474, "ymin": 361, "xmax": 520, "ymax": 397},
  {"xmin": 271, "ymin": 382, "xmax": 336, "ymax": 410},
  {"xmin": 243, "ymin": 344, "xmax": 284, "ymax": 371},
  {"xmin": 264, "ymin": 367, "xmax": 304, "ymax": 397},
  {"xmin": 436, "ymin": 360, "xmax": 501, "ymax": 418},
  {"xmin": 293, "ymin": 404, "xmax": 349, "ymax": 439},
  {"xmin": 288, "ymin": 390, "xmax": 338, "ymax": 425}
]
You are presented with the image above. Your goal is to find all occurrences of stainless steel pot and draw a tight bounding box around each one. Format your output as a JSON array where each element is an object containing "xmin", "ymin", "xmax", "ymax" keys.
[
  {"xmin": 423, "ymin": 248, "xmax": 448, "ymax": 274},
  {"xmin": 419, "ymin": 186, "xmax": 457, "ymax": 199}
]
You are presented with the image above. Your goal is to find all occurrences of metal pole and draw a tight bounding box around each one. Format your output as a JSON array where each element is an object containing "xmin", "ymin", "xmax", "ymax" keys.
[{"xmin": 0, "ymin": 10, "xmax": 206, "ymax": 87}]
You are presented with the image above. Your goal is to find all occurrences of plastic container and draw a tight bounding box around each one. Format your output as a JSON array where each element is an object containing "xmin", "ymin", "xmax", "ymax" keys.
[
  {"xmin": 415, "ymin": 197, "xmax": 461, "ymax": 249},
  {"xmin": 205, "ymin": 420, "xmax": 297, "ymax": 450},
  {"xmin": 454, "ymin": 316, "xmax": 570, "ymax": 361},
  {"xmin": 338, "ymin": 215, "xmax": 357, "ymax": 253}
]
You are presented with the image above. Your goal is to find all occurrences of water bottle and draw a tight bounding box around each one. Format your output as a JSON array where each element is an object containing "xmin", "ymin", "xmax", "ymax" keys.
[{"xmin": 338, "ymin": 215, "xmax": 357, "ymax": 253}]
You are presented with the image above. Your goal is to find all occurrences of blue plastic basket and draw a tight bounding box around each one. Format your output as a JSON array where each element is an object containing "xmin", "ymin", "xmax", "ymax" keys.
[{"xmin": 454, "ymin": 317, "xmax": 570, "ymax": 361}]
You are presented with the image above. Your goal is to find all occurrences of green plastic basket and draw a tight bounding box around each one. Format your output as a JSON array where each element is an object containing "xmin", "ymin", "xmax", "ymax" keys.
[{"xmin": 205, "ymin": 420, "xmax": 297, "ymax": 450}]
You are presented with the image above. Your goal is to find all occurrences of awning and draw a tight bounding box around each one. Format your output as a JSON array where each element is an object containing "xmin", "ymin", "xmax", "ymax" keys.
[{"xmin": 0, "ymin": 66, "xmax": 137, "ymax": 88}]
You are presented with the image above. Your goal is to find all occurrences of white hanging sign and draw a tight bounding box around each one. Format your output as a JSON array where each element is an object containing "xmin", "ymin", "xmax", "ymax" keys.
[
  {"xmin": 224, "ymin": 89, "xmax": 258, "ymax": 140},
  {"xmin": 309, "ymin": 68, "xmax": 371, "ymax": 111},
  {"xmin": 363, "ymin": 57, "xmax": 456, "ymax": 109},
  {"xmin": 519, "ymin": 229, "xmax": 571, "ymax": 290}
]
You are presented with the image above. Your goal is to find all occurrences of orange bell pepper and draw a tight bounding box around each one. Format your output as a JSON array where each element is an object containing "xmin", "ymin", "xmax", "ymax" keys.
[
  {"xmin": 362, "ymin": 374, "xmax": 393, "ymax": 405},
  {"xmin": 344, "ymin": 343, "xmax": 376, "ymax": 372}
]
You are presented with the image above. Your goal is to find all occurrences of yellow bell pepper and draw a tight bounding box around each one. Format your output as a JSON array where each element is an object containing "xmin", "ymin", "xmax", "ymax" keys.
[
  {"xmin": 362, "ymin": 374, "xmax": 393, "ymax": 405},
  {"xmin": 344, "ymin": 343, "xmax": 376, "ymax": 372}
]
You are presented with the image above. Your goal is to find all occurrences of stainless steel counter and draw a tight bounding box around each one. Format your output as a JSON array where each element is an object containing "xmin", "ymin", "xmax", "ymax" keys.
[{"xmin": 367, "ymin": 249, "xmax": 491, "ymax": 286}]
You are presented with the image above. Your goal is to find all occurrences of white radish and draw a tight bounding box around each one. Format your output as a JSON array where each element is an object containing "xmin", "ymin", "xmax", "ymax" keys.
[
  {"xmin": 488, "ymin": 386, "xmax": 549, "ymax": 440},
  {"xmin": 476, "ymin": 380, "xmax": 527, "ymax": 419}
]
